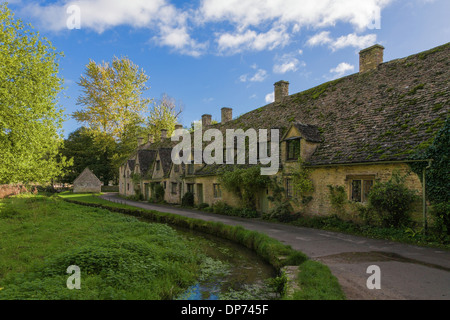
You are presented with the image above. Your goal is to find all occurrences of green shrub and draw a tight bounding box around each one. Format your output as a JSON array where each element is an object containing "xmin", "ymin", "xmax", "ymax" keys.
[
  {"xmin": 181, "ymin": 192, "xmax": 194, "ymax": 207},
  {"xmin": 197, "ymin": 203, "xmax": 209, "ymax": 210},
  {"xmin": 368, "ymin": 172, "xmax": 417, "ymax": 227},
  {"xmin": 152, "ymin": 184, "xmax": 165, "ymax": 203},
  {"xmin": 212, "ymin": 201, "xmax": 233, "ymax": 215},
  {"xmin": 430, "ymin": 202, "xmax": 450, "ymax": 235},
  {"xmin": 263, "ymin": 201, "xmax": 298, "ymax": 222}
]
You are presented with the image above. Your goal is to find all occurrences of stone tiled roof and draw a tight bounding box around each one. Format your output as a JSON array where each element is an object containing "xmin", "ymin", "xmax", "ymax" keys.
[
  {"xmin": 133, "ymin": 43, "xmax": 449, "ymax": 172},
  {"xmin": 158, "ymin": 148, "xmax": 173, "ymax": 178},
  {"xmin": 291, "ymin": 123, "xmax": 322, "ymax": 143},
  {"xmin": 137, "ymin": 149, "xmax": 157, "ymax": 177},
  {"xmin": 73, "ymin": 167, "xmax": 102, "ymax": 185},
  {"xmin": 211, "ymin": 42, "xmax": 450, "ymax": 166}
]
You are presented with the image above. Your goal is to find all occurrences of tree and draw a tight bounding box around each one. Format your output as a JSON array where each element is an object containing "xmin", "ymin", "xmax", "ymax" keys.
[
  {"xmin": 73, "ymin": 56, "xmax": 152, "ymax": 140},
  {"xmin": 60, "ymin": 127, "xmax": 116, "ymax": 185},
  {"xmin": 0, "ymin": 4, "xmax": 69, "ymax": 184},
  {"xmin": 148, "ymin": 93, "xmax": 183, "ymax": 141}
]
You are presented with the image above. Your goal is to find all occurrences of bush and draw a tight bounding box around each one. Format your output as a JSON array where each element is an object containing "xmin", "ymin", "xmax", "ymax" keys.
[
  {"xmin": 197, "ymin": 203, "xmax": 209, "ymax": 210},
  {"xmin": 212, "ymin": 200, "xmax": 233, "ymax": 215},
  {"xmin": 368, "ymin": 172, "xmax": 417, "ymax": 227},
  {"xmin": 263, "ymin": 201, "xmax": 298, "ymax": 222},
  {"xmin": 181, "ymin": 192, "xmax": 194, "ymax": 207},
  {"xmin": 153, "ymin": 184, "xmax": 165, "ymax": 203},
  {"xmin": 430, "ymin": 202, "xmax": 450, "ymax": 235}
]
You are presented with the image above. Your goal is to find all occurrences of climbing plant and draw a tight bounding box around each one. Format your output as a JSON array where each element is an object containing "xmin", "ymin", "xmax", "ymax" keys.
[
  {"xmin": 409, "ymin": 116, "xmax": 449, "ymax": 233},
  {"xmin": 219, "ymin": 166, "xmax": 271, "ymax": 209}
]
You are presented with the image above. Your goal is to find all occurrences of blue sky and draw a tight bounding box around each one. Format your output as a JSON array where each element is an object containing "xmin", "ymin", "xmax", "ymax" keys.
[{"xmin": 6, "ymin": 0, "xmax": 450, "ymax": 138}]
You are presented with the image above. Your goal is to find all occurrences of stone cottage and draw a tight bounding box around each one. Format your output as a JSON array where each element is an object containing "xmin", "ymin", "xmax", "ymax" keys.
[
  {"xmin": 119, "ymin": 42, "xmax": 449, "ymax": 222},
  {"xmin": 73, "ymin": 167, "xmax": 102, "ymax": 193}
]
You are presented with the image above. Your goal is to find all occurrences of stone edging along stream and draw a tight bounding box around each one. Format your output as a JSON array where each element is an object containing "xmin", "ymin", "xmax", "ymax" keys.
[{"xmin": 60, "ymin": 197, "xmax": 327, "ymax": 299}]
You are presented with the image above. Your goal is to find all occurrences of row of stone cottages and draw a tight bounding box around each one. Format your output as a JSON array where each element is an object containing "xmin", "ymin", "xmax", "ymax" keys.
[{"xmin": 119, "ymin": 42, "xmax": 449, "ymax": 221}]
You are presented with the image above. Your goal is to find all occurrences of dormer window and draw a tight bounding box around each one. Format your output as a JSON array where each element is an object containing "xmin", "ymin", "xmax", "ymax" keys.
[
  {"xmin": 286, "ymin": 137, "xmax": 300, "ymax": 160},
  {"xmin": 156, "ymin": 160, "xmax": 161, "ymax": 171}
]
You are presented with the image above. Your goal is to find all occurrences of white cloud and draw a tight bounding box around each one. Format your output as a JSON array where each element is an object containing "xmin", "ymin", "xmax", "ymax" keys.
[
  {"xmin": 216, "ymin": 26, "xmax": 290, "ymax": 54},
  {"xmin": 17, "ymin": 0, "xmax": 392, "ymax": 56},
  {"xmin": 306, "ymin": 31, "xmax": 332, "ymax": 47},
  {"xmin": 331, "ymin": 33, "xmax": 377, "ymax": 51},
  {"xmin": 273, "ymin": 53, "xmax": 305, "ymax": 74},
  {"xmin": 199, "ymin": 0, "xmax": 392, "ymax": 31},
  {"xmin": 307, "ymin": 31, "xmax": 377, "ymax": 51},
  {"xmin": 240, "ymin": 68, "xmax": 268, "ymax": 82},
  {"xmin": 330, "ymin": 62, "xmax": 355, "ymax": 78},
  {"xmin": 265, "ymin": 92, "xmax": 274, "ymax": 103}
]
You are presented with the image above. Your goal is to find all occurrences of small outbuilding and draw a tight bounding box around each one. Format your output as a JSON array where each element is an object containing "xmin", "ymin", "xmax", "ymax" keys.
[{"xmin": 73, "ymin": 167, "xmax": 102, "ymax": 193}]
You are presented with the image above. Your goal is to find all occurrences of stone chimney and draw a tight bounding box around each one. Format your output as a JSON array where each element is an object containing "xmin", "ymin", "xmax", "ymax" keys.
[
  {"xmin": 137, "ymin": 137, "xmax": 144, "ymax": 146},
  {"xmin": 175, "ymin": 124, "xmax": 183, "ymax": 130},
  {"xmin": 160, "ymin": 129, "xmax": 167, "ymax": 139},
  {"xmin": 221, "ymin": 107, "xmax": 232, "ymax": 124},
  {"xmin": 274, "ymin": 81, "xmax": 289, "ymax": 102},
  {"xmin": 148, "ymin": 134, "xmax": 154, "ymax": 144},
  {"xmin": 359, "ymin": 44, "xmax": 384, "ymax": 73},
  {"xmin": 202, "ymin": 114, "xmax": 212, "ymax": 127}
]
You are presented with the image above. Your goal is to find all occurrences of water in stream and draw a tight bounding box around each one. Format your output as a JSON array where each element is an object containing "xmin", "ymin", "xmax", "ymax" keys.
[{"xmin": 175, "ymin": 228, "xmax": 280, "ymax": 300}]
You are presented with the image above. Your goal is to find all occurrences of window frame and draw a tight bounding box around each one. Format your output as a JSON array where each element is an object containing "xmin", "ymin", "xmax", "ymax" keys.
[
  {"xmin": 213, "ymin": 183, "xmax": 222, "ymax": 198},
  {"xmin": 286, "ymin": 137, "xmax": 301, "ymax": 161},
  {"xmin": 347, "ymin": 175, "xmax": 375, "ymax": 203}
]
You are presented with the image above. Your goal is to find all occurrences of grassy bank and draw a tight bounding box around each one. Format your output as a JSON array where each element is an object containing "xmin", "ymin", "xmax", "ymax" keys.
[
  {"xmin": 0, "ymin": 194, "xmax": 203, "ymax": 300},
  {"xmin": 59, "ymin": 192, "xmax": 345, "ymax": 300}
]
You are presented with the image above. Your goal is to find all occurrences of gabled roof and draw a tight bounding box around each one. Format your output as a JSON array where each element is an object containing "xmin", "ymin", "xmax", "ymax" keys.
[
  {"xmin": 283, "ymin": 122, "xmax": 323, "ymax": 143},
  {"xmin": 137, "ymin": 149, "xmax": 157, "ymax": 177},
  {"xmin": 73, "ymin": 167, "xmax": 102, "ymax": 185},
  {"xmin": 158, "ymin": 148, "xmax": 173, "ymax": 177}
]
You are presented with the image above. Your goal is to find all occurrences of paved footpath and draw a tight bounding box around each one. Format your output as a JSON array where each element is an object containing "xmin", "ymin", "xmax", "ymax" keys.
[{"xmin": 101, "ymin": 193, "xmax": 450, "ymax": 300}]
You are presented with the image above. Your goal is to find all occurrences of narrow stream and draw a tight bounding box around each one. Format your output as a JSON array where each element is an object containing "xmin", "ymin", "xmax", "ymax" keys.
[
  {"xmin": 138, "ymin": 217, "xmax": 279, "ymax": 300},
  {"xmin": 176, "ymin": 228, "xmax": 280, "ymax": 300}
]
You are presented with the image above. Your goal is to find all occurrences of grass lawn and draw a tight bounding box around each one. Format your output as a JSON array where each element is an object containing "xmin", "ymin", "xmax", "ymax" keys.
[{"xmin": 0, "ymin": 194, "xmax": 203, "ymax": 300}]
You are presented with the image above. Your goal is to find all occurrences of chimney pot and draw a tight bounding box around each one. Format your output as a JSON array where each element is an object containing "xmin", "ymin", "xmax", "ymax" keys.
[
  {"xmin": 221, "ymin": 108, "xmax": 233, "ymax": 124},
  {"xmin": 175, "ymin": 124, "xmax": 183, "ymax": 130},
  {"xmin": 274, "ymin": 81, "xmax": 289, "ymax": 102},
  {"xmin": 359, "ymin": 44, "xmax": 384, "ymax": 73},
  {"xmin": 202, "ymin": 114, "xmax": 212, "ymax": 127},
  {"xmin": 148, "ymin": 134, "xmax": 154, "ymax": 144},
  {"xmin": 161, "ymin": 129, "xmax": 167, "ymax": 139},
  {"xmin": 137, "ymin": 137, "xmax": 144, "ymax": 146}
]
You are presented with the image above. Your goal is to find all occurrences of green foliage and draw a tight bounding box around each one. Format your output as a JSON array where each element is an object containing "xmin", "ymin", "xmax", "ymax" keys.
[
  {"xmin": 430, "ymin": 202, "xmax": 450, "ymax": 235},
  {"xmin": 368, "ymin": 171, "xmax": 417, "ymax": 227},
  {"xmin": 327, "ymin": 185, "xmax": 347, "ymax": 215},
  {"xmin": 152, "ymin": 184, "xmax": 165, "ymax": 203},
  {"xmin": 0, "ymin": 195, "xmax": 202, "ymax": 299},
  {"xmin": 211, "ymin": 201, "xmax": 259, "ymax": 218},
  {"xmin": 409, "ymin": 116, "xmax": 449, "ymax": 204},
  {"xmin": 73, "ymin": 56, "xmax": 151, "ymax": 140},
  {"xmin": 292, "ymin": 158, "xmax": 314, "ymax": 195},
  {"xmin": 219, "ymin": 166, "xmax": 271, "ymax": 209},
  {"xmin": 263, "ymin": 200, "xmax": 298, "ymax": 222},
  {"xmin": 60, "ymin": 127, "xmax": 116, "ymax": 184},
  {"xmin": 181, "ymin": 191, "xmax": 194, "ymax": 207},
  {"xmin": 0, "ymin": 4, "xmax": 70, "ymax": 184}
]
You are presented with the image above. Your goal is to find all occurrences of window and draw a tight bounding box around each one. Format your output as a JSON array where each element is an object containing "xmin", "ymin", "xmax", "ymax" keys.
[
  {"xmin": 174, "ymin": 164, "xmax": 179, "ymax": 173},
  {"xmin": 213, "ymin": 184, "xmax": 222, "ymax": 198},
  {"xmin": 171, "ymin": 182, "xmax": 177, "ymax": 194},
  {"xmin": 156, "ymin": 160, "xmax": 161, "ymax": 171},
  {"xmin": 187, "ymin": 163, "xmax": 194, "ymax": 175},
  {"xmin": 286, "ymin": 138, "xmax": 300, "ymax": 160},
  {"xmin": 127, "ymin": 183, "xmax": 129, "ymax": 191},
  {"xmin": 350, "ymin": 177, "xmax": 374, "ymax": 203},
  {"xmin": 286, "ymin": 178, "xmax": 293, "ymax": 199}
]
